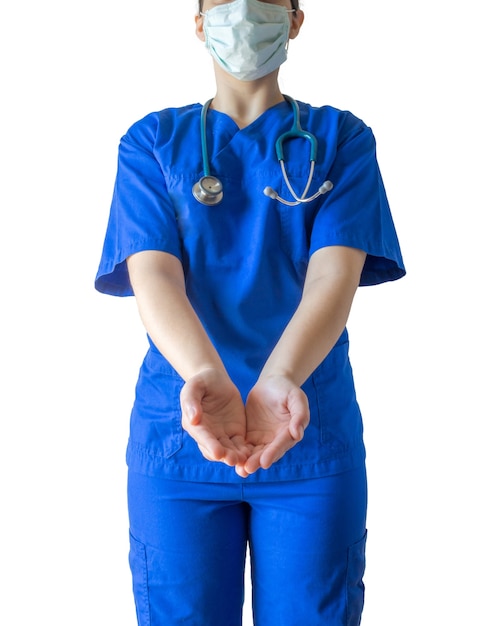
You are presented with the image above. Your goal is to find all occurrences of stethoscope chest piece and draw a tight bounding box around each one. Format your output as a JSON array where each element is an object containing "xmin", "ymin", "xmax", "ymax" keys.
[{"xmin": 192, "ymin": 175, "xmax": 224, "ymax": 206}]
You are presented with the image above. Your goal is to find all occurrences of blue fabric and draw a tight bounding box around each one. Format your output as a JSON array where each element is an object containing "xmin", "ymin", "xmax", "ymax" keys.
[
  {"xmin": 95, "ymin": 100, "xmax": 405, "ymax": 483},
  {"xmin": 127, "ymin": 467, "xmax": 367, "ymax": 626}
]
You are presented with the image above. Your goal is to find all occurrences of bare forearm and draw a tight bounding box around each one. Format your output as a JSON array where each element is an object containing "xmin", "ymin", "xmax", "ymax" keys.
[
  {"xmin": 127, "ymin": 251, "xmax": 225, "ymax": 381},
  {"xmin": 260, "ymin": 246, "xmax": 366, "ymax": 386}
]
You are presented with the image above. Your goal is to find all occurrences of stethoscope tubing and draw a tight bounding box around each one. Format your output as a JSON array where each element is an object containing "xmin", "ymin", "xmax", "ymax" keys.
[
  {"xmin": 193, "ymin": 95, "xmax": 333, "ymax": 206},
  {"xmin": 275, "ymin": 95, "xmax": 318, "ymax": 162},
  {"xmin": 200, "ymin": 99, "xmax": 213, "ymax": 178}
]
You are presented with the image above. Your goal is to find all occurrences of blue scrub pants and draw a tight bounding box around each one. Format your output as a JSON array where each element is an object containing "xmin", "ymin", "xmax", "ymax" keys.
[{"xmin": 127, "ymin": 466, "xmax": 367, "ymax": 626}]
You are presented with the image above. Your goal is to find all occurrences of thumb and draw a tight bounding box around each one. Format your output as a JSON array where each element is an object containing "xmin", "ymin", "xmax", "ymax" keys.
[
  {"xmin": 287, "ymin": 388, "xmax": 310, "ymax": 441},
  {"xmin": 185, "ymin": 401, "xmax": 201, "ymax": 425},
  {"xmin": 180, "ymin": 378, "xmax": 205, "ymax": 425}
]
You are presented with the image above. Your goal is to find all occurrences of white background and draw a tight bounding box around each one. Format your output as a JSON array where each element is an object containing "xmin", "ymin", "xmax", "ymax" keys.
[{"xmin": 1, "ymin": 1, "xmax": 503, "ymax": 624}]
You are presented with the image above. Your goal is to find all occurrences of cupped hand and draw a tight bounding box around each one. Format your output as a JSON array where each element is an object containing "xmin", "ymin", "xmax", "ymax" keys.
[
  {"xmin": 237, "ymin": 375, "xmax": 310, "ymax": 477},
  {"xmin": 180, "ymin": 369, "xmax": 249, "ymax": 467}
]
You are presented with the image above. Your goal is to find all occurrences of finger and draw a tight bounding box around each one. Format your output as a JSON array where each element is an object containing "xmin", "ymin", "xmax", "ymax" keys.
[
  {"xmin": 186, "ymin": 423, "xmax": 228, "ymax": 463},
  {"xmin": 229, "ymin": 436, "xmax": 251, "ymax": 462},
  {"xmin": 200, "ymin": 444, "xmax": 241, "ymax": 467},
  {"xmin": 234, "ymin": 464, "xmax": 250, "ymax": 478},
  {"xmin": 223, "ymin": 449, "xmax": 248, "ymax": 466},
  {"xmin": 259, "ymin": 429, "xmax": 297, "ymax": 469},
  {"xmin": 198, "ymin": 444, "xmax": 219, "ymax": 463},
  {"xmin": 197, "ymin": 438, "xmax": 227, "ymax": 463},
  {"xmin": 243, "ymin": 445, "xmax": 266, "ymax": 474},
  {"xmin": 200, "ymin": 435, "xmax": 250, "ymax": 467}
]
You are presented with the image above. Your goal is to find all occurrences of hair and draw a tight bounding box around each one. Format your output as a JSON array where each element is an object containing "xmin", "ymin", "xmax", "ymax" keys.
[{"xmin": 199, "ymin": 1, "xmax": 300, "ymax": 11}]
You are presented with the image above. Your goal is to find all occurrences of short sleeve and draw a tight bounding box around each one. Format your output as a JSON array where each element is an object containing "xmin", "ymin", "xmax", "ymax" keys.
[
  {"xmin": 310, "ymin": 117, "xmax": 405, "ymax": 286},
  {"xmin": 95, "ymin": 114, "xmax": 182, "ymax": 296}
]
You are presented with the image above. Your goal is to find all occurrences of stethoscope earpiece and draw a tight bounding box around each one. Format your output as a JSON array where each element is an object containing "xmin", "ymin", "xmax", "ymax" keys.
[
  {"xmin": 265, "ymin": 177, "xmax": 334, "ymax": 206},
  {"xmin": 194, "ymin": 96, "xmax": 334, "ymax": 207},
  {"xmin": 263, "ymin": 186, "xmax": 278, "ymax": 200}
]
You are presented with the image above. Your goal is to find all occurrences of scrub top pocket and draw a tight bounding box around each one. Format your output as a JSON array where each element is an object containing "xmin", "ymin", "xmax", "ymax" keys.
[
  {"xmin": 311, "ymin": 339, "xmax": 364, "ymax": 454},
  {"xmin": 127, "ymin": 348, "xmax": 184, "ymax": 462}
]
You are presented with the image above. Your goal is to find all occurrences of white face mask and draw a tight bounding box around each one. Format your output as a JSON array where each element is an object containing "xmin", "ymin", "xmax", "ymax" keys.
[{"xmin": 201, "ymin": 0, "xmax": 294, "ymax": 81}]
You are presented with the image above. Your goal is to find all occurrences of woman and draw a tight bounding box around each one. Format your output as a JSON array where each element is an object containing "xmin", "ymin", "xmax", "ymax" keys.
[{"xmin": 95, "ymin": 1, "xmax": 405, "ymax": 624}]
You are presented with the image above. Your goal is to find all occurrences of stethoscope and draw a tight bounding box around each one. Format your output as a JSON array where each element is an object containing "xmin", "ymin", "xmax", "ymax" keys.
[{"xmin": 192, "ymin": 95, "xmax": 333, "ymax": 206}]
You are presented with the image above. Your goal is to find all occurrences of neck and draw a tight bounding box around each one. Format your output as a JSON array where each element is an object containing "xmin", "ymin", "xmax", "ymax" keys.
[{"xmin": 209, "ymin": 67, "xmax": 285, "ymax": 128}]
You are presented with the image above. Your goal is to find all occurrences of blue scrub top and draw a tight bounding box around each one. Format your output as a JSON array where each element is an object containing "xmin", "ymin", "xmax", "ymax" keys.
[{"xmin": 95, "ymin": 100, "xmax": 405, "ymax": 482}]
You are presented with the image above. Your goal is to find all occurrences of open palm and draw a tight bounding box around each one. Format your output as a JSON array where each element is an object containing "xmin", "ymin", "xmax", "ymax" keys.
[
  {"xmin": 240, "ymin": 376, "xmax": 310, "ymax": 476},
  {"xmin": 180, "ymin": 369, "xmax": 249, "ymax": 467}
]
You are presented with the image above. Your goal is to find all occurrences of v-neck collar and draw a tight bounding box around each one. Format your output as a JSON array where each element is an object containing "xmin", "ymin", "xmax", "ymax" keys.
[{"xmin": 205, "ymin": 99, "xmax": 292, "ymax": 135}]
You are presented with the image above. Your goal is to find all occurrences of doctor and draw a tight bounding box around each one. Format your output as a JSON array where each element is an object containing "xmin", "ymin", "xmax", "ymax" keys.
[{"xmin": 95, "ymin": 0, "xmax": 405, "ymax": 624}]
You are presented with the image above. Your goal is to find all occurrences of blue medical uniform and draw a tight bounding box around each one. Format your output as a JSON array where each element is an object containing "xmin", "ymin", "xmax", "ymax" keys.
[{"xmin": 96, "ymin": 99, "xmax": 405, "ymax": 625}]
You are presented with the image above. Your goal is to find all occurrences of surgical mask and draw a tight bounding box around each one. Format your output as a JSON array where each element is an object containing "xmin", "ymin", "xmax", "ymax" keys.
[{"xmin": 201, "ymin": 0, "xmax": 294, "ymax": 81}]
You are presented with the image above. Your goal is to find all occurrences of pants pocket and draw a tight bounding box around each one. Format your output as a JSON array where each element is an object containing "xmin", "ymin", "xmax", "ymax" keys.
[
  {"xmin": 346, "ymin": 530, "xmax": 367, "ymax": 626},
  {"xmin": 129, "ymin": 531, "xmax": 151, "ymax": 626}
]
